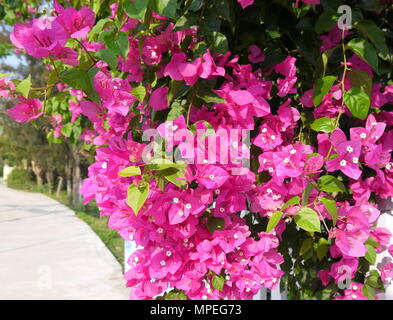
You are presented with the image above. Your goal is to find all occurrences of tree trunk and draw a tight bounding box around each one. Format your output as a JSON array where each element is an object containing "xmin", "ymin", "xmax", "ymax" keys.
[
  {"xmin": 31, "ymin": 160, "xmax": 43, "ymax": 186},
  {"xmin": 46, "ymin": 170, "xmax": 54, "ymax": 195},
  {"xmin": 71, "ymin": 146, "xmax": 82, "ymax": 208},
  {"xmin": 56, "ymin": 176, "xmax": 64, "ymax": 198},
  {"xmin": 65, "ymin": 160, "xmax": 73, "ymax": 205}
]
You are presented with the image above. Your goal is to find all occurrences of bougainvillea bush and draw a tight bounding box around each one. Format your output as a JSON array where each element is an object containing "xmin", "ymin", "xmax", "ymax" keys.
[{"xmin": 1, "ymin": 0, "xmax": 393, "ymax": 300}]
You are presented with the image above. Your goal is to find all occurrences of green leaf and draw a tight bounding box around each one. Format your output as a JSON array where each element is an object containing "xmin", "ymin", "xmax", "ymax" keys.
[
  {"xmin": 0, "ymin": 73, "xmax": 11, "ymax": 79},
  {"xmin": 347, "ymin": 68, "xmax": 372, "ymax": 97},
  {"xmin": 103, "ymin": 32, "xmax": 129, "ymax": 60},
  {"xmin": 344, "ymin": 88, "xmax": 370, "ymax": 120},
  {"xmin": 282, "ymin": 196, "xmax": 300, "ymax": 210},
  {"xmin": 209, "ymin": 32, "xmax": 228, "ymax": 54},
  {"xmin": 148, "ymin": 159, "xmax": 186, "ymax": 171},
  {"xmin": 316, "ymin": 238, "xmax": 329, "ymax": 261},
  {"xmin": 313, "ymin": 76, "xmax": 336, "ymax": 106},
  {"xmin": 174, "ymin": 13, "xmax": 199, "ymax": 31},
  {"xmin": 127, "ymin": 183, "xmax": 149, "ymax": 215},
  {"xmin": 362, "ymin": 284, "xmax": 376, "ymax": 300},
  {"xmin": 310, "ymin": 117, "xmax": 336, "ymax": 133},
  {"xmin": 320, "ymin": 196, "xmax": 338, "ymax": 225},
  {"xmin": 318, "ymin": 175, "xmax": 346, "ymax": 193},
  {"xmin": 61, "ymin": 123, "xmax": 73, "ymax": 138},
  {"xmin": 366, "ymin": 270, "xmax": 383, "ymax": 289},
  {"xmin": 196, "ymin": 86, "xmax": 225, "ymax": 104},
  {"xmin": 266, "ymin": 211, "xmax": 283, "ymax": 233},
  {"xmin": 88, "ymin": 18, "xmax": 113, "ymax": 41},
  {"xmin": 162, "ymin": 167, "xmax": 188, "ymax": 188},
  {"xmin": 16, "ymin": 75, "xmax": 31, "ymax": 98},
  {"xmin": 301, "ymin": 182, "xmax": 314, "ymax": 207},
  {"xmin": 95, "ymin": 49, "xmax": 118, "ymax": 69},
  {"xmin": 131, "ymin": 85, "xmax": 147, "ymax": 102},
  {"xmin": 164, "ymin": 289, "xmax": 188, "ymax": 300},
  {"xmin": 300, "ymin": 238, "xmax": 313, "ymax": 256},
  {"xmin": 148, "ymin": 0, "xmax": 178, "ymax": 19},
  {"xmin": 207, "ymin": 216, "xmax": 225, "ymax": 233},
  {"xmin": 315, "ymin": 12, "xmax": 338, "ymax": 34},
  {"xmin": 60, "ymin": 68, "xmax": 99, "ymax": 102},
  {"xmin": 365, "ymin": 236, "xmax": 379, "ymax": 248},
  {"xmin": 124, "ymin": 0, "xmax": 149, "ymax": 20},
  {"xmin": 365, "ymin": 244, "xmax": 376, "ymax": 264},
  {"xmin": 116, "ymin": 32, "xmax": 130, "ymax": 59},
  {"xmin": 355, "ymin": 20, "xmax": 388, "ymax": 55},
  {"xmin": 294, "ymin": 208, "xmax": 321, "ymax": 233},
  {"xmin": 212, "ymin": 274, "xmax": 225, "ymax": 291},
  {"xmin": 347, "ymin": 38, "xmax": 379, "ymax": 72},
  {"xmin": 118, "ymin": 166, "xmax": 142, "ymax": 177}
]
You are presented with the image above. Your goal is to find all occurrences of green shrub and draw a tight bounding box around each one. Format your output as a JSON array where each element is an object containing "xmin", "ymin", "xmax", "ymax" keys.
[{"xmin": 6, "ymin": 168, "xmax": 34, "ymax": 190}]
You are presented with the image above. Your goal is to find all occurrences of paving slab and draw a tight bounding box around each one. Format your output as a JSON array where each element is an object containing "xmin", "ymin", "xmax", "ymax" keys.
[{"xmin": 0, "ymin": 183, "xmax": 128, "ymax": 300}]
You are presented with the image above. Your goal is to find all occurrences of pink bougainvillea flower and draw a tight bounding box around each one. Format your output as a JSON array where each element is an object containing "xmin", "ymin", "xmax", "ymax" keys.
[
  {"xmin": 157, "ymin": 115, "xmax": 188, "ymax": 151},
  {"xmin": 317, "ymin": 270, "xmax": 330, "ymax": 286},
  {"xmin": 274, "ymin": 56, "xmax": 297, "ymax": 97},
  {"xmin": 55, "ymin": 6, "xmax": 95, "ymax": 39},
  {"xmin": 195, "ymin": 165, "xmax": 230, "ymax": 190},
  {"xmin": 329, "ymin": 257, "xmax": 358, "ymax": 283},
  {"xmin": 237, "ymin": 0, "xmax": 254, "ymax": 9},
  {"xmin": 350, "ymin": 114, "xmax": 386, "ymax": 144},
  {"xmin": 149, "ymin": 87, "xmax": 169, "ymax": 111},
  {"xmin": 178, "ymin": 58, "xmax": 204, "ymax": 86},
  {"xmin": 332, "ymin": 228, "xmax": 368, "ymax": 257},
  {"xmin": 7, "ymin": 97, "xmax": 43, "ymax": 123},
  {"xmin": 333, "ymin": 283, "xmax": 368, "ymax": 300},
  {"xmin": 381, "ymin": 263, "xmax": 393, "ymax": 284},
  {"xmin": 164, "ymin": 53, "xmax": 188, "ymax": 81},
  {"xmin": 11, "ymin": 18, "xmax": 67, "ymax": 59},
  {"xmin": 326, "ymin": 140, "xmax": 362, "ymax": 179},
  {"xmin": 248, "ymin": 45, "xmax": 264, "ymax": 63},
  {"xmin": 370, "ymin": 227, "xmax": 392, "ymax": 249},
  {"xmin": 79, "ymin": 100, "xmax": 105, "ymax": 122},
  {"xmin": 54, "ymin": 46, "xmax": 79, "ymax": 66},
  {"xmin": 0, "ymin": 78, "xmax": 16, "ymax": 99}
]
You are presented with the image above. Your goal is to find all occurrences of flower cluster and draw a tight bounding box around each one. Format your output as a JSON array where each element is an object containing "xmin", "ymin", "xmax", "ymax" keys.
[{"xmin": 2, "ymin": 0, "xmax": 393, "ymax": 300}]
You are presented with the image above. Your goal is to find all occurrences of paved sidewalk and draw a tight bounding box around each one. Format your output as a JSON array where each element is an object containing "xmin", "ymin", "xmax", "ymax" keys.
[{"xmin": 0, "ymin": 183, "xmax": 128, "ymax": 299}]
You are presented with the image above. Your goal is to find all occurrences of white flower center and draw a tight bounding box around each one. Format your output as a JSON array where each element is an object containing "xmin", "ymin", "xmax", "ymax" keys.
[
  {"xmin": 160, "ymin": 260, "xmax": 166, "ymax": 266},
  {"xmin": 266, "ymin": 188, "xmax": 273, "ymax": 194},
  {"xmin": 268, "ymin": 167, "xmax": 274, "ymax": 173},
  {"xmin": 173, "ymin": 197, "xmax": 179, "ymax": 203},
  {"xmin": 270, "ymin": 135, "xmax": 276, "ymax": 140},
  {"xmin": 233, "ymin": 234, "xmax": 239, "ymax": 239},
  {"xmin": 178, "ymin": 210, "xmax": 184, "ymax": 216},
  {"xmin": 220, "ymin": 207, "xmax": 225, "ymax": 212},
  {"xmin": 346, "ymin": 146, "xmax": 353, "ymax": 152},
  {"xmin": 209, "ymin": 174, "xmax": 215, "ymax": 180},
  {"xmin": 360, "ymin": 133, "xmax": 367, "ymax": 139},
  {"xmin": 262, "ymin": 128, "xmax": 267, "ymax": 133},
  {"xmin": 157, "ymin": 227, "xmax": 164, "ymax": 234},
  {"xmin": 284, "ymin": 158, "xmax": 290, "ymax": 164},
  {"xmin": 340, "ymin": 160, "xmax": 347, "ymax": 167},
  {"xmin": 290, "ymin": 149, "xmax": 296, "ymax": 154},
  {"xmin": 185, "ymin": 203, "xmax": 192, "ymax": 209},
  {"xmin": 352, "ymin": 157, "xmax": 359, "ymax": 164},
  {"xmin": 166, "ymin": 250, "xmax": 172, "ymax": 257},
  {"xmin": 352, "ymin": 285, "xmax": 358, "ymax": 290}
]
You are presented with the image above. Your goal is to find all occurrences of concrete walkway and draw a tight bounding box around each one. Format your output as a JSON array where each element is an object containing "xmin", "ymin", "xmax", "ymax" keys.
[{"xmin": 0, "ymin": 183, "xmax": 128, "ymax": 299}]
